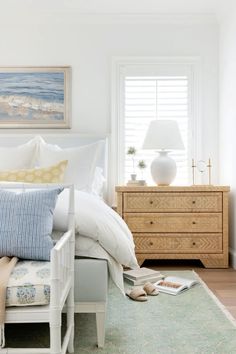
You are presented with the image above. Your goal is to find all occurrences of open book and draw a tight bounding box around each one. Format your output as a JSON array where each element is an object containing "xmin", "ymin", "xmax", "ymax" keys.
[{"xmin": 154, "ymin": 276, "xmax": 198, "ymax": 295}]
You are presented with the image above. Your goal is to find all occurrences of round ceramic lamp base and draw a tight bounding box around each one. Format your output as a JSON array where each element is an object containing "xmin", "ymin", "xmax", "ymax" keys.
[{"xmin": 150, "ymin": 151, "xmax": 177, "ymax": 186}]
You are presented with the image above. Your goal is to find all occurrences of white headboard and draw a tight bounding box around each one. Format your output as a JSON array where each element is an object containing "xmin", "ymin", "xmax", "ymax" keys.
[{"xmin": 0, "ymin": 133, "xmax": 110, "ymax": 200}]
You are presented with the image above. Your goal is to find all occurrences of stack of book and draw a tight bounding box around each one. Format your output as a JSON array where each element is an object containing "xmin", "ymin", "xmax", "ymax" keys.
[{"xmin": 123, "ymin": 267, "xmax": 164, "ymax": 286}]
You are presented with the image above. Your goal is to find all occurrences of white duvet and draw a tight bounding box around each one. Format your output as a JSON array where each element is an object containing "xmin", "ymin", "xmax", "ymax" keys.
[{"xmin": 53, "ymin": 189, "xmax": 139, "ymax": 292}]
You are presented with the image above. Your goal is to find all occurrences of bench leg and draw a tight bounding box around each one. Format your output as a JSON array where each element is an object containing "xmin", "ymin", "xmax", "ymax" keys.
[
  {"xmin": 96, "ymin": 310, "xmax": 106, "ymax": 348},
  {"xmin": 50, "ymin": 322, "xmax": 61, "ymax": 354},
  {"xmin": 67, "ymin": 288, "xmax": 74, "ymax": 353}
]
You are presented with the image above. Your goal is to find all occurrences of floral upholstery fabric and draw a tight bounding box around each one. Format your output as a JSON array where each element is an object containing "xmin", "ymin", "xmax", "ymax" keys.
[{"xmin": 6, "ymin": 260, "xmax": 50, "ymax": 307}]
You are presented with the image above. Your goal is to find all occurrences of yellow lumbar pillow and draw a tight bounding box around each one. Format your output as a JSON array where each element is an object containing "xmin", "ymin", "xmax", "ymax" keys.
[{"xmin": 0, "ymin": 160, "xmax": 68, "ymax": 183}]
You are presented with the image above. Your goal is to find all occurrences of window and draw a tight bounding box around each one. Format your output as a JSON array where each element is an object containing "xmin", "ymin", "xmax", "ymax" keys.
[
  {"xmin": 110, "ymin": 57, "xmax": 200, "ymax": 204},
  {"xmin": 124, "ymin": 75, "xmax": 189, "ymax": 185}
]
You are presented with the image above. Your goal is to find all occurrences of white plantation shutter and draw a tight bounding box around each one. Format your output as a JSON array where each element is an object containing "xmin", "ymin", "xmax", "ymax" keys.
[{"xmin": 124, "ymin": 76, "xmax": 189, "ymax": 185}]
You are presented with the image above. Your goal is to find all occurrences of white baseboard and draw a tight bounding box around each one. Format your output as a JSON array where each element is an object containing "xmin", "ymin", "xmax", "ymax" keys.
[{"xmin": 229, "ymin": 248, "xmax": 236, "ymax": 269}]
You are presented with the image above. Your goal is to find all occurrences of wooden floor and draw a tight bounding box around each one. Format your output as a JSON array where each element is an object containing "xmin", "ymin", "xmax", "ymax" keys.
[{"xmin": 146, "ymin": 259, "xmax": 236, "ymax": 319}]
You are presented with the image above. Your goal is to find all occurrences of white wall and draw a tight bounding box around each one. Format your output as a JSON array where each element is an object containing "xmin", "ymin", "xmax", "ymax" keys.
[
  {"xmin": 219, "ymin": 10, "xmax": 236, "ymax": 266},
  {"xmin": 0, "ymin": 15, "xmax": 219, "ymax": 180}
]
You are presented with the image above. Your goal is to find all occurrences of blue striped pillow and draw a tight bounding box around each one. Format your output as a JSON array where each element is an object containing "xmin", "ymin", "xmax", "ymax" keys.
[{"xmin": 0, "ymin": 188, "xmax": 63, "ymax": 261}]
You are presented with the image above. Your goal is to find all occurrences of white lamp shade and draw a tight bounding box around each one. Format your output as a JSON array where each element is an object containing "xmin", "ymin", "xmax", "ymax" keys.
[{"xmin": 142, "ymin": 120, "xmax": 184, "ymax": 150}]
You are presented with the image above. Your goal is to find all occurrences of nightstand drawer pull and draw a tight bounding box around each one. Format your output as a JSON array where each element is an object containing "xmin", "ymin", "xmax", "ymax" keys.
[
  {"xmin": 192, "ymin": 200, "xmax": 196, "ymax": 204},
  {"xmin": 150, "ymin": 221, "xmax": 154, "ymax": 225},
  {"xmin": 192, "ymin": 221, "xmax": 196, "ymax": 225},
  {"xmin": 192, "ymin": 242, "xmax": 196, "ymax": 246},
  {"xmin": 149, "ymin": 200, "xmax": 153, "ymax": 205},
  {"xmin": 149, "ymin": 241, "xmax": 154, "ymax": 246}
]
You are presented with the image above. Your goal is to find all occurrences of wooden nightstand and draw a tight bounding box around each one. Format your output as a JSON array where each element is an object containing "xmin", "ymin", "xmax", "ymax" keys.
[{"xmin": 116, "ymin": 186, "xmax": 230, "ymax": 268}]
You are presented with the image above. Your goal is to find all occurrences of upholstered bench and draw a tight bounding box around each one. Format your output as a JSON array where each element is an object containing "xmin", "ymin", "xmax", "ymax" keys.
[{"xmin": 74, "ymin": 258, "xmax": 108, "ymax": 348}]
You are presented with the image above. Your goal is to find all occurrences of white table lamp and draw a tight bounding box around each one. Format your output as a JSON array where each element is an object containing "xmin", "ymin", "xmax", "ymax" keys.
[{"xmin": 142, "ymin": 120, "xmax": 184, "ymax": 185}]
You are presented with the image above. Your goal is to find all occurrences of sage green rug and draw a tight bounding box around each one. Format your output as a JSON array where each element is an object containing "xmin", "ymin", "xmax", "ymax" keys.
[{"xmin": 5, "ymin": 271, "xmax": 236, "ymax": 354}]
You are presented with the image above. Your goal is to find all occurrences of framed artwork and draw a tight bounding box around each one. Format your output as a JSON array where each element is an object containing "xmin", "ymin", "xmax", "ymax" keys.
[{"xmin": 0, "ymin": 66, "xmax": 71, "ymax": 128}]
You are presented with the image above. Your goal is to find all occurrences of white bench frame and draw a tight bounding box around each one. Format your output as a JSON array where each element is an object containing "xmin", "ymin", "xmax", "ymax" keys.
[{"xmin": 1, "ymin": 183, "xmax": 75, "ymax": 354}]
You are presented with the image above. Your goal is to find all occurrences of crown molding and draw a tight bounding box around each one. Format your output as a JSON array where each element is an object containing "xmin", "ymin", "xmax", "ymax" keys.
[{"xmin": 0, "ymin": 12, "xmax": 218, "ymax": 26}]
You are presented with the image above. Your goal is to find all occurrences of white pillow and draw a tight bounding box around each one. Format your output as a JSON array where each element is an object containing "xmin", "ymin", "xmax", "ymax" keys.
[
  {"xmin": 0, "ymin": 137, "xmax": 38, "ymax": 170},
  {"xmin": 91, "ymin": 167, "xmax": 106, "ymax": 199},
  {"xmin": 37, "ymin": 137, "xmax": 105, "ymax": 191}
]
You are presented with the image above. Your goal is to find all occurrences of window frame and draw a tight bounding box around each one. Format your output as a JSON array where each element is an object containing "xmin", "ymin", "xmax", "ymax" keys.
[{"xmin": 109, "ymin": 56, "xmax": 202, "ymax": 204}]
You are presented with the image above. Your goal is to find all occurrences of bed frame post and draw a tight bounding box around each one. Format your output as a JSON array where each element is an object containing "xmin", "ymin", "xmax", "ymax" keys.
[{"xmin": 67, "ymin": 185, "xmax": 75, "ymax": 353}]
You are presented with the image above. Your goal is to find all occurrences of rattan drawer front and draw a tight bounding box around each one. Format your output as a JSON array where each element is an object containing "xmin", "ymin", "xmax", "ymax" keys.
[
  {"xmin": 124, "ymin": 213, "xmax": 222, "ymax": 233},
  {"xmin": 123, "ymin": 192, "xmax": 222, "ymax": 213},
  {"xmin": 133, "ymin": 233, "xmax": 223, "ymax": 253}
]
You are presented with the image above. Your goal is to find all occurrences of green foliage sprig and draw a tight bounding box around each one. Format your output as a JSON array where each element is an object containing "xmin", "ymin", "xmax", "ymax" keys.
[
  {"xmin": 137, "ymin": 160, "xmax": 147, "ymax": 170},
  {"xmin": 127, "ymin": 146, "xmax": 137, "ymax": 174},
  {"xmin": 127, "ymin": 146, "xmax": 137, "ymax": 156}
]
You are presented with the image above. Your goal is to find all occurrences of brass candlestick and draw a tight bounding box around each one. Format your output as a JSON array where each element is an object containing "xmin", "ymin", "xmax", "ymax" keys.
[
  {"xmin": 192, "ymin": 158, "xmax": 196, "ymax": 185},
  {"xmin": 207, "ymin": 158, "xmax": 212, "ymax": 185}
]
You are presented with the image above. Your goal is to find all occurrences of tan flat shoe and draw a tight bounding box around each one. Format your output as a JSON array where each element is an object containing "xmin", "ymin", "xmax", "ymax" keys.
[
  {"xmin": 126, "ymin": 287, "xmax": 148, "ymax": 302},
  {"xmin": 143, "ymin": 282, "xmax": 159, "ymax": 296}
]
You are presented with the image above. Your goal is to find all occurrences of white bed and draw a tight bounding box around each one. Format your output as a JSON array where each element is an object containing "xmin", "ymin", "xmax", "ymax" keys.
[{"xmin": 0, "ymin": 134, "xmax": 139, "ymax": 291}]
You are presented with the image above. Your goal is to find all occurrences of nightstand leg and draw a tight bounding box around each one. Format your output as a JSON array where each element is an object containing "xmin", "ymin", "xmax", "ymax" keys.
[{"xmin": 200, "ymin": 255, "xmax": 228, "ymax": 268}]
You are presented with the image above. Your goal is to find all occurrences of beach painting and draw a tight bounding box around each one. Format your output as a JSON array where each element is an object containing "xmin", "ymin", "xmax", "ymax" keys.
[{"xmin": 0, "ymin": 67, "xmax": 70, "ymax": 128}]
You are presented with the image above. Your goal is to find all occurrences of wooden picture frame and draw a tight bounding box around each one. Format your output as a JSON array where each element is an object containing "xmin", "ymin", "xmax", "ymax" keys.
[{"xmin": 0, "ymin": 66, "xmax": 71, "ymax": 128}]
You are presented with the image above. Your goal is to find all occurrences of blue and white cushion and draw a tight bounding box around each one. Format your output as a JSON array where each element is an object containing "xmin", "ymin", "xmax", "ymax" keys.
[
  {"xmin": 6, "ymin": 260, "xmax": 51, "ymax": 306},
  {"xmin": 0, "ymin": 188, "xmax": 63, "ymax": 261}
]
